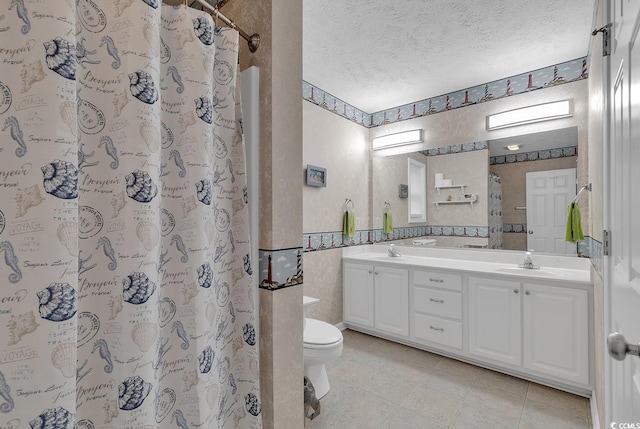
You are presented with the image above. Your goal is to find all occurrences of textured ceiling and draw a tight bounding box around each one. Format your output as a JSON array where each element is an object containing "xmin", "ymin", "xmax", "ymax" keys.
[
  {"xmin": 489, "ymin": 127, "xmax": 578, "ymax": 157},
  {"xmin": 303, "ymin": 0, "xmax": 595, "ymax": 113}
]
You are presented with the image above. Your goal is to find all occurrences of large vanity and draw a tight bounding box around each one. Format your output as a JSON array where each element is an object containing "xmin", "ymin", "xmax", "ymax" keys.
[{"xmin": 342, "ymin": 244, "xmax": 593, "ymax": 396}]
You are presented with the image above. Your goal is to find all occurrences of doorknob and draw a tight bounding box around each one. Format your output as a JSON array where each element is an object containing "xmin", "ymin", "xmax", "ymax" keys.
[
  {"xmin": 607, "ymin": 332, "xmax": 640, "ymax": 361},
  {"xmin": 528, "ymin": 230, "xmax": 533, "ymax": 234}
]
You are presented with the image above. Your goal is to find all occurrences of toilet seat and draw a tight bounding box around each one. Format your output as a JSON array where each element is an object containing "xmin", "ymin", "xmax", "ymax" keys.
[{"xmin": 304, "ymin": 318, "xmax": 342, "ymax": 346}]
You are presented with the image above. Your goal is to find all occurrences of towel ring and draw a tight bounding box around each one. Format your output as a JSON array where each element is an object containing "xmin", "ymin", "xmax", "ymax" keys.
[
  {"xmin": 345, "ymin": 198, "xmax": 354, "ymax": 211},
  {"xmin": 384, "ymin": 202, "xmax": 391, "ymax": 212}
]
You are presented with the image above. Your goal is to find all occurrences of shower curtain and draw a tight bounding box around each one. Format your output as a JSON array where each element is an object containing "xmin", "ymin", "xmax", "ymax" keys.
[
  {"xmin": 0, "ymin": 2, "xmax": 261, "ymax": 428},
  {"xmin": 488, "ymin": 173, "xmax": 504, "ymax": 249}
]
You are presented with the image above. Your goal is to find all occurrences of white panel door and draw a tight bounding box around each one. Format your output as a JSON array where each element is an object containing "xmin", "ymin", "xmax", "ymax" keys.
[
  {"xmin": 374, "ymin": 266, "xmax": 409, "ymax": 337},
  {"xmin": 605, "ymin": 0, "xmax": 640, "ymax": 421},
  {"xmin": 343, "ymin": 262, "xmax": 374, "ymax": 327},
  {"xmin": 523, "ymin": 283, "xmax": 589, "ymax": 386},
  {"xmin": 526, "ymin": 168, "xmax": 577, "ymax": 254},
  {"xmin": 469, "ymin": 277, "xmax": 522, "ymax": 366}
]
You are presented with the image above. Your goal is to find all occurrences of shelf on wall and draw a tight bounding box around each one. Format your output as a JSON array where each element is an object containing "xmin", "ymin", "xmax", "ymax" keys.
[
  {"xmin": 435, "ymin": 185, "xmax": 466, "ymax": 195},
  {"xmin": 434, "ymin": 195, "xmax": 477, "ymax": 209}
]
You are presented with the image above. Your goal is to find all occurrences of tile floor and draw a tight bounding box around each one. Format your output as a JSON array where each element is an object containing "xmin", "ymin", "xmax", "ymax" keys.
[{"xmin": 305, "ymin": 329, "xmax": 592, "ymax": 429}]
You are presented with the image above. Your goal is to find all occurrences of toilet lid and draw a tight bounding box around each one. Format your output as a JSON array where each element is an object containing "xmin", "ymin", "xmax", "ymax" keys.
[{"xmin": 304, "ymin": 318, "xmax": 342, "ymax": 345}]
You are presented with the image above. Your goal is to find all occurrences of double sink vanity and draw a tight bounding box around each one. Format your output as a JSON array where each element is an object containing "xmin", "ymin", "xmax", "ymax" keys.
[{"xmin": 342, "ymin": 244, "xmax": 593, "ymax": 396}]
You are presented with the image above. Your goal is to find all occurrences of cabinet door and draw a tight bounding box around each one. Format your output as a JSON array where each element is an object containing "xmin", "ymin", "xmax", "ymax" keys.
[
  {"xmin": 469, "ymin": 277, "xmax": 522, "ymax": 366},
  {"xmin": 523, "ymin": 283, "xmax": 589, "ymax": 385},
  {"xmin": 343, "ymin": 262, "xmax": 374, "ymax": 327},
  {"xmin": 374, "ymin": 266, "xmax": 409, "ymax": 337}
]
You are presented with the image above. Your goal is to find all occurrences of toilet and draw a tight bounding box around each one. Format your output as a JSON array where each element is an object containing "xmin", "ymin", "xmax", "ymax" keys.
[{"xmin": 303, "ymin": 296, "xmax": 343, "ymax": 399}]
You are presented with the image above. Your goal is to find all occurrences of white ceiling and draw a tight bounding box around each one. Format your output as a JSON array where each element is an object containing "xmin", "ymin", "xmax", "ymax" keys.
[
  {"xmin": 489, "ymin": 127, "xmax": 578, "ymax": 157},
  {"xmin": 303, "ymin": 0, "xmax": 595, "ymax": 114}
]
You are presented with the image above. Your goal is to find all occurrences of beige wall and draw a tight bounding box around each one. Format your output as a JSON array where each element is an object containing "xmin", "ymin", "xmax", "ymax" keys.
[
  {"xmin": 223, "ymin": 1, "xmax": 304, "ymax": 428},
  {"xmin": 302, "ymin": 102, "xmax": 370, "ymax": 325},
  {"xmin": 427, "ymin": 150, "xmax": 489, "ymax": 227},
  {"xmin": 302, "ymin": 248, "xmax": 344, "ymax": 325},
  {"xmin": 227, "ymin": 0, "xmax": 303, "ymax": 250},
  {"xmin": 303, "ymin": 103, "xmax": 370, "ymax": 234}
]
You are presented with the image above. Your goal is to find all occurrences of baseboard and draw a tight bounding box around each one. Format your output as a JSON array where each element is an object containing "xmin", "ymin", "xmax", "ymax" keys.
[
  {"xmin": 335, "ymin": 322, "xmax": 347, "ymax": 331},
  {"xmin": 590, "ymin": 393, "xmax": 600, "ymax": 429}
]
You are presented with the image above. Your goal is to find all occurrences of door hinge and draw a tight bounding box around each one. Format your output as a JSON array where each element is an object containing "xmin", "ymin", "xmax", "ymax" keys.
[
  {"xmin": 603, "ymin": 230, "xmax": 611, "ymax": 256},
  {"xmin": 592, "ymin": 23, "xmax": 612, "ymax": 57}
]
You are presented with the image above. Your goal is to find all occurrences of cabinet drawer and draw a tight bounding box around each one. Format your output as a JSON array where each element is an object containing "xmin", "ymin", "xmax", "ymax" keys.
[
  {"xmin": 413, "ymin": 270, "xmax": 462, "ymax": 292},
  {"xmin": 414, "ymin": 287, "xmax": 462, "ymax": 320},
  {"xmin": 414, "ymin": 314, "xmax": 462, "ymax": 349}
]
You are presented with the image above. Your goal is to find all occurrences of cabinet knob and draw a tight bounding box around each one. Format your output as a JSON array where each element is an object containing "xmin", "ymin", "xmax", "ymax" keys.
[
  {"xmin": 368, "ymin": 270, "xmax": 372, "ymax": 274},
  {"xmin": 525, "ymin": 291, "xmax": 531, "ymax": 295},
  {"xmin": 513, "ymin": 289, "xmax": 519, "ymax": 294},
  {"xmin": 429, "ymin": 325, "xmax": 444, "ymax": 332},
  {"xmin": 429, "ymin": 298, "xmax": 445, "ymax": 303},
  {"xmin": 429, "ymin": 278, "xmax": 444, "ymax": 283}
]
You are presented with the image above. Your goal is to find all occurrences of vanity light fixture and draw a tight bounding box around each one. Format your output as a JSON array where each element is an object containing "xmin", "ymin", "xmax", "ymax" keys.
[
  {"xmin": 486, "ymin": 99, "xmax": 572, "ymax": 130},
  {"xmin": 372, "ymin": 129, "xmax": 423, "ymax": 150},
  {"xmin": 506, "ymin": 144, "xmax": 521, "ymax": 151}
]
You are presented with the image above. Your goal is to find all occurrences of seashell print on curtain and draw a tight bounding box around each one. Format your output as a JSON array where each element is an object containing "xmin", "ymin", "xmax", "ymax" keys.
[{"xmin": 0, "ymin": 2, "xmax": 261, "ymax": 428}]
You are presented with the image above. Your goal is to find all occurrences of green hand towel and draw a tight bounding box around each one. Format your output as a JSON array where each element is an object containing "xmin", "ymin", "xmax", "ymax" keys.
[
  {"xmin": 564, "ymin": 202, "xmax": 584, "ymax": 243},
  {"xmin": 383, "ymin": 211, "xmax": 393, "ymax": 234},
  {"xmin": 343, "ymin": 210, "xmax": 355, "ymax": 238}
]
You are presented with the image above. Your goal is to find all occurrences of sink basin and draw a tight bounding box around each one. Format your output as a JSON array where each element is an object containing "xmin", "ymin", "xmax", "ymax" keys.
[{"xmin": 494, "ymin": 267, "xmax": 562, "ymax": 278}]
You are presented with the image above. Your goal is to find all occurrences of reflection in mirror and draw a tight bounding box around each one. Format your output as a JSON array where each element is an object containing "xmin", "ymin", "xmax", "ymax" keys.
[
  {"xmin": 373, "ymin": 147, "xmax": 489, "ymax": 248},
  {"xmin": 489, "ymin": 127, "xmax": 579, "ymax": 252},
  {"xmin": 372, "ymin": 152, "xmax": 429, "ymax": 235},
  {"xmin": 408, "ymin": 158, "xmax": 426, "ymax": 223},
  {"xmin": 372, "ymin": 127, "xmax": 581, "ymax": 255}
]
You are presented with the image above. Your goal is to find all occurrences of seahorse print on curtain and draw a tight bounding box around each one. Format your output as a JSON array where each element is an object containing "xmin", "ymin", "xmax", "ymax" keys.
[{"xmin": 0, "ymin": 3, "xmax": 261, "ymax": 428}]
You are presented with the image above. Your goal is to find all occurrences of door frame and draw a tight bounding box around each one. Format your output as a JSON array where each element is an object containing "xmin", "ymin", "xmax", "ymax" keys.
[{"xmin": 602, "ymin": 42, "xmax": 613, "ymax": 429}]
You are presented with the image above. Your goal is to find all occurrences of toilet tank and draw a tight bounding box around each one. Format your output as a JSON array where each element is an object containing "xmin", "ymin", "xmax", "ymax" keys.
[
  {"xmin": 303, "ymin": 296, "xmax": 320, "ymax": 329},
  {"xmin": 303, "ymin": 296, "xmax": 320, "ymax": 317}
]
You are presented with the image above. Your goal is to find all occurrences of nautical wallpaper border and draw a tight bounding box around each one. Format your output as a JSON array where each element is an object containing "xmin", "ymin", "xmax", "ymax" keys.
[
  {"xmin": 303, "ymin": 57, "xmax": 589, "ymax": 128},
  {"xmin": 490, "ymin": 146, "xmax": 578, "ymax": 165}
]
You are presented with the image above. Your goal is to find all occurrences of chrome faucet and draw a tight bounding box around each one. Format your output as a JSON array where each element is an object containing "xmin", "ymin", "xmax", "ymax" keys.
[
  {"xmin": 388, "ymin": 244, "xmax": 401, "ymax": 257},
  {"xmin": 519, "ymin": 251, "xmax": 539, "ymax": 269}
]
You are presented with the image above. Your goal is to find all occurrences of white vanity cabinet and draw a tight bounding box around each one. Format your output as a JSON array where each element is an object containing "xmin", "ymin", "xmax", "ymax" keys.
[
  {"xmin": 412, "ymin": 269, "xmax": 463, "ymax": 350},
  {"xmin": 522, "ymin": 283, "xmax": 589, "ymax": 385},
  {"xmin": 342, "ymin": 250, "xmax": 592, "ymax": 395},
  {"xmin": 468, "ymin": 277, "xmax": 522, "ymax": 366},
  {"xmin": 468, "ymin": 276, "xmax": 589, "ymax": 386},
  {"xmin": 343, "ymin": 262, "xmax": 409, "ymax": 337},
  {"xmin": 374, "ymin": 266, "xmax": 409, "ymax": 337},
  {"xmin": 343, "ymin": 262, "xmax": 375, "ymax": 327}
]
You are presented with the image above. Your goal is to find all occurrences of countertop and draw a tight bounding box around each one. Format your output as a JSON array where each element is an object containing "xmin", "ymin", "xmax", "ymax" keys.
[{"xmin": 342, "ymin": 248, "xmax": 592, "ymax": 285}]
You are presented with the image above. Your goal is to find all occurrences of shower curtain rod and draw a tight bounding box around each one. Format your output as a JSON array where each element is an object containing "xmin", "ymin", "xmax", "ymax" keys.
[{"xmin": 191, "ymin": 0, "xmax": 260, "ymax": 52}]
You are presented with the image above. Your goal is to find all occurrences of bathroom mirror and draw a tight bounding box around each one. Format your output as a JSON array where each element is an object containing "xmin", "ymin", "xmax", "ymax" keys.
[{"xmin": 372, "ymin": 126, "xmax": 580, "ymax": 253}]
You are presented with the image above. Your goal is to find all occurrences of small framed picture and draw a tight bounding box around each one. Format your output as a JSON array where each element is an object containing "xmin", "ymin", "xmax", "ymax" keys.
[
  {"xmin": 399, "ymin": 184, "xmax": 408, "ymax": 198},
  {"xmin": 306, "ymin": 165, "xmax": 326, "ymax": 187}
]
